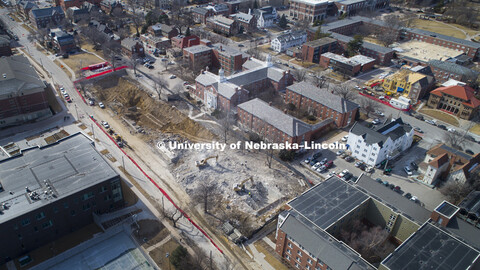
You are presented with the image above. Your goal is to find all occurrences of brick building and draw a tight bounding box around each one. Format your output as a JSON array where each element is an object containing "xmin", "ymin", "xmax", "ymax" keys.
[
  {"xmin": 171, "ymin": 35, "xmax": 200, "ymax": 49},
  {"xmin": 229, "ymin": 12, "xmax": 256, "ymax": 32},
  {"xmin": 148, "ymin": 23, "xmax": 178, "ymax": 39},
  {"xmin": 183, "ymin": 43, "xmax": 248, "ymax": 75},
  {"xmin": 301, "ymin": 37, "xmax": 337, "ymax": 63},
  {"xmin": 427, "ymin": 85, "xmax": 480, "ymax": 120},
  {"xmin": 319, "ymin": 52, "xmax": 375, "ymax": 76},
  {"xmin": 276, "ymin": 175, "xmax": 480, "ymax": 270},
  {"xmin": 29, "ymin": 6, "xmax": 65, "ymax": 29},
  {"xmin": 183, "ymin": 45, "xmax": 213, "ymax": 71},
  {"xmin": 334, "ymin": 0, "xmax": 366, "ymax": 16},
  {"xmin": 0, "ymin": 134, "xmax": 125, "ymax": 263},
  {"xmin": 427, "ymin": 60, "xmax": 479, "ymax": 84},
  {"xmin": 206, "ymin": 16, "xmax": 238, "ymax": 36},
  {"xmin": 285, "ymin": 81, "xmax": 359, "ymax": 127},
  {"xmin": 238, "ymin": 98, "xmax": 333, "ymax": 143},
  {"xmin": 48, "ymin": 28, "xmax": 76, "ymax": 53},
  {"xmin": 120, "ymin": 37, "xmax": 145, "ymax": 58},
  {"xmin": 289, "ymin": 0, "xmax": 328, "ymax": 22},
  {"xmin": 0, "ymin": 55, "xmax": 51, "ymax": 128},
  {"xmin": 192, "ymin": 7, "xmax": 214, "ymax": 24},
  {"xmin": 16, "ymin": 0, "xmax": 37, "ymax": 19},
  {"xmin": 192, "ymin": 57, "xmax": 294, "ymax": 111}
]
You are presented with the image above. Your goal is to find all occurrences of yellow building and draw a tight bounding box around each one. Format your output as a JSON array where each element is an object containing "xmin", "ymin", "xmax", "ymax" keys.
[{"xmin": 382, "ymin": 69, "xmax": 433, "ymax": 102}]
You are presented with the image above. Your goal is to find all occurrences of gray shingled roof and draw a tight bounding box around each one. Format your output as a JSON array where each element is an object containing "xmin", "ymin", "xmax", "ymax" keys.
[
  {"xmin": 192, "ymin": 7, "xmax": 209, "ymax": 15},
  {"xmin": 459, "ymin": 191, "xmax": 480, "ymax": 218},
  {"xmin": 196, "ymin": 72, "xmax": 218, "ymax": 86},
  {"xmin": 350, "ymin": 118, "xmax": 412, "ymax": 146},
  {"xmin": 280, "ymin": 211, "xmax": 375, "ymax": 270},
  {"xmin": 212, "ymin": 43, "xmax": 243, "ymax": 57},
  {"xmin": 274, "ymin": 30, "xmax": 306, "ymax": 44},
  {"xmin": 428, "ymin": 60, "xmax": 479, "ymax": 78},
  {"xmin": 406, "ymin": 28, "xmax": 480, "ymax": 49},
  {"xmin": 183, "ymin": 44, "xmax": 212, "ymax": 54},
  {"xmin": 242, "ymin": 59, "xmax": 264, "ymax": 70},
  {"xmin": 230, "ymin": 12, "xmax": 253, "ymax": 23},
  {"xmin": 30, "ymin": 6, "xmax": 64, "ymax": 18},
  {"xmin": 0, "ymin": 55, "xmax": 46, "ymax": 96},
  {"xmin": 303, "ymin": 37, "xmax": 337, "ymax": 47},
  {"xmin": 121, "ymin": 37, "xmax": 140, "ymax": 49},
  {"xmin": 287, "ymin": 82, "xmax": 359, "ymax": 113},
  {"xmin": 238, "ymin": 98, "xmax": 313, "ymax": 137}
]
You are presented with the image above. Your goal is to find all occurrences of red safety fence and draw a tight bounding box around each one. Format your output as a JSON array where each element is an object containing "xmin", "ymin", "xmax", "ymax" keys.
[
  {"xmin": 359, "ymin": 92, "xmax": 411, "ymax": 111},
  {"xmin": 84, "ymin": 66, "xmax": 128, "ymax": 80},
  {"xmin": 81, "ymin": 61, "xmax": 110, "ymax": 71},
  {"xmin": 72, "ymin": 70, "xmax": 224, "ymax": 254}
]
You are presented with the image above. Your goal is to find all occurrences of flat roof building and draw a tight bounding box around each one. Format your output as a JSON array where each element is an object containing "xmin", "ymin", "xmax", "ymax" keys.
[{"xmin": 0, "ymin": 133, "xmax": 125, "ymax": 262}]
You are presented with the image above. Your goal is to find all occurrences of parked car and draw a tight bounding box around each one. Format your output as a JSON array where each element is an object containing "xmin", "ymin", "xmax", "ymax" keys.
[
  {"xmin": 99, "ymin": 102, "xmax": 105, "ymax": 109},
  {"xmin": 414, "ymin": 127, "xmax": 423, "ymax": 133},
  {"xmin": 327, "ymin": 171, "xmax": 337, "ymax": 178},
  {"xmin": 366, "ymin": 166, "xmax": 374, "ymax": 173},
  {"xmin": 338, "ymin": 169, "xmax": 349, "ymax": 178},
  {"xmin": 425, "ymin": 119, "xmax": 436, "ymax": 125},
  {"xmin": 65, "ymin": 96, "xmax": 72, "ymax": 103},
  {"xmin": 372, "ymin": 118, "xmax": 381, "ymax": 125},
  {"xmin": 438, "ymin": 124, "xmax": 447, "ymax": 130},
  {"xmin": 325, "ymin": 161, "xmax": 333, "ymax": 168},
  {"xmin": 336, "ymin": 150, "xmax": 345, "ymax": 156},
  {"xmin": 466, "ymin": 149, "xmax": 475, "ymax": 155},
  {"xmin": 410, "ymin": 196, "xmax": 418, "ymax": 202},
  {"xmin": 169, "ymin": 75, "xmax": 176, "ymax": 79},
  {"xmin": 89, "ymin": 100, "xmax": 95, "ymax": 106},
  {"xmin": 382, "ymin": 180, "xmax": 389, "ymax": 186},
  {"xmin": 345, "ymin": 156, "xmax": 354, "ymax": 162},
  {"xmin": 410, "ymin": 161, "xmax": 418, "ymax": 170},
  {"xmin": 313, "ymin": 152, "xmax": 322, "ymax": 159},
  {"xmin": 394, "ymin": 186, "xmax": 401, "ymax": 193},
  {"xmin": 358, "ymin": 163, "xmax": 366, "ymax": 171},
  {"xmin": 375, "ymin": 178, "xmax": 383, "ymax": 183},
  {"xmin": 404, "ymin": 165, "xmax": 413, "ymax": 176},
  {"xmin": 388, "ymin": 183, "xmax": 395, "ymax": 190},
  {"xmin": 355, "ymin": 161, "xmax": 363, "ymax": 168},
  {"xmin": 101, "ymin": 121, "xmax": 110, "ymax": 128},
  {"xmin": 341, "ymin": 135, "xmax": 349, "ymax": 142},
  {"xmin": 304, "ymin": 157, "xmax": 311, "ymax": 164},
  {"xmin": 161, "ymin": 58, "xmax": 168, "ymax": 62},
  {"xmin": 404, "ymin": 193, "xmax": 412, "ymax": 199},
  {"xmin": 319, "ymin": 158, "xmax": 328, "ymax": 165},
  {"xmin": 447, "ymin": 127, "xmax": 456, "ymax": 133},
  {"xmin": 342, "ymin": 172, "xmax": 353, "ymax": 181},
  {"xmin": 238, "ymin": 44, "xmax": 244, "ymax": 47},
  {"xmin": 415, "ymin": 115, "xmax": 424, "ymax": 121},
  {"xmin": 375, "ymin": 111, "xmax": 385, "ymax": 117}
]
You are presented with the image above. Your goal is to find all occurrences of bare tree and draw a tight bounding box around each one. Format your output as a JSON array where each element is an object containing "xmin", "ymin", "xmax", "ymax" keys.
[
  {"xmin": 376, "ymin": 14, "xmax": 403, "ymax": 47},
  {"xmin": 161, "ymin": 208, "xmax": 182, "ymax": 228},
  {"xmin": 221, "ymin": 112, "xmax": 234, "ymax": 143},
  {"xmin": 292, "ymin": 69, "xmax": 307, "ymax": 82},
  {"xmin": 333, "ymin": 84, "xmax": 357, "ymax": 101},
  {"xmin": 293, "ymin": 19, "xmax": 310, "ymax": 31},
  {"xmin": 443, "ymin": 131, "xmax": 466, "ymax": 150},
  {"xmin": 191, "ymin": 181, "xmax": 220, "ymax": 213},
  {"xmin": 152, "ymin": 76, "xmax": 168, "ymax": 99},
  {"xmin": 312, "ymin": 72, "xmax": 328, "ymax": 88},
  {"xmin": 102, "ymin": 40, "xmax": 122, "ymax": 69},
  {"xmin": 359, "ymin": 97, "xmax": 379, "ymax": 117}
]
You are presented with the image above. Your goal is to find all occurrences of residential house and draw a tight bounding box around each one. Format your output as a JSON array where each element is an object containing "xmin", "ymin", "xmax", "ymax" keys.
[
  {"xmin": 0, "ymin": 55, "xmax": 52, "ymax": 127},
  {"xmin": 382, "ymin": 69, "xmax": 434, "ymax": 102},
  {"xmin": 100, "ymin": 0, "xmax": 122, "ymax": 14},
  {"xmin": 192, "ymin": 7, "xmax": 214, "ymax": 24},
  {"xmin": 427, "ymin": 85, "xmax": 480, "ymax": 120},
  {"xmin": 289, "ymin": 0, "xmax": 328, "ymax": 22},
  {"xmin": 301, "ymin": 37, "xmax": 338, "ymax": 63},
  {"xmin": 206, "ymin": 16, "xmax": 238, "ymax": 36},
  {"xmin": 148, "ymin": 23, "xmax": 178, "ymax": 39},
  {"xmin": 205, "ymin": 3, "xmax": 229, "ymax": 16},
  {"xmin": 252, "ymin": 6, "xmax": 277, "ymax": 28},
  {"xmin": 66, "ymin": 6, "xmax": 90, "ymax": 23},
  {"xmin": 16, "ymin": 0, "xmax": 37, "ymax": 19},
  {"xmin": 29, "ymin": 6, "xmax": 65, "ymax": 29},
  {"xmin": 319, "ymin": 52, "xmax": 375, "ymax": 76},
  {"xmin": 0, "ymin": 36, "xmax": 12, "ymax": 57},
  {"xmin": 270, "ymin": 31, "xmax": 307, "ymax": 53},
  {"xmin": 421, "ymin": 144, "xmax": 480, "ymax": 185},
  {"xmin": 238, "ymin": 98, "xmax": 333, "ymax": 143},
  {"xmin": 428, "ymin": 60, "xmax": 479, "ymax": 84},
  {"xmin": 346, "ymin": 118, "xmax": 414, "ymax": 166},
  {"xmin": 229, "ymin": 12, "xmax": 256, "ymax": 32},
  {"xmin": 171, "ymin": 35, "xmax": 200, "ymax": 49},
  {"xmin": 48, "ymin": 28, "xmax": 76, "ymax": 53},
  {"xmin": 140, "ymin": 35, "xmax": 170, "ymax": 50},
  {"xmin": 285, "ymin": 81, "xmax": 359, "ymax": 127},
  {"xmin": 121, "ymin": 38, "xmax": 145, "ymax": 58}
]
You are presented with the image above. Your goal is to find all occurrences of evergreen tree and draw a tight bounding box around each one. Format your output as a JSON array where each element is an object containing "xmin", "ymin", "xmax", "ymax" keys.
[
  {"xmin": 278, "ymin": 14, "xmax": 288, "ymax": 29},
  {"xmin": 346, "ymin": 34, "xmax": 363, "ymax": 56}
]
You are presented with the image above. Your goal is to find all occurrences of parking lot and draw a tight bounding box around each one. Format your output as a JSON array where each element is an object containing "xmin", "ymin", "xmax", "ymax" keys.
[{"xmin": 295, "ymin": 130, "xmax": 446, "ymax": 211}]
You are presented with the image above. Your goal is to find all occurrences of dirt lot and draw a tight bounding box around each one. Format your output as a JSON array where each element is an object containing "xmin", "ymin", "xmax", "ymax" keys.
[
  {"xmin": 419, "ymin": 108, "xmax": 459, "ymax": 126},
  {"xmin": 62, "ymin": 52, "xmax": 104, "ymax": 73},
  {"xmin": 411, "ymin": 19, "xmax": 478, "ymax": 39},
  {"xmin": 87, "ymin": 76, "xmax": 215, "ymax": 142},
  {"xmin": 149, "ymin": 239, "xmax": 179, "ymax": 270}
]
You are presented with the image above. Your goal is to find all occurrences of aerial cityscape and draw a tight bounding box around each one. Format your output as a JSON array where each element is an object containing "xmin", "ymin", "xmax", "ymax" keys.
[{"xmin": 0, "ymin": 0, "xmax": 480, "ymax": 268}]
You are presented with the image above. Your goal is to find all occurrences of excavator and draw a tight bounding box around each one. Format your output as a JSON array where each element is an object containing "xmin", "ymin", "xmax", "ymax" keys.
[
  {"xmin": 195, "ymin": 155, "xmax": 218, "ymax": 168},
  {"xmin": 233, "ymin": 176, "xmax": 254, "ymax": 194}
]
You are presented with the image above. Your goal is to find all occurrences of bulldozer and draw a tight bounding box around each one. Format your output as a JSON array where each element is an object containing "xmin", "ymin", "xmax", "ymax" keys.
[
  {"xmin": 233, "ymin": 176, "xmax": 254, "ymax": 194},
  {"xmin": 195, "ymin": 155, "xmax": 218, "ymax": 168}
]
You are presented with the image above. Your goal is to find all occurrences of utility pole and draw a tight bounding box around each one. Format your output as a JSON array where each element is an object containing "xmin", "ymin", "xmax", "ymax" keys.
[
  {"xmin": 74, "ymin": 104, "xmax": 79, "ymax": 119},
  {"xmin": 91, "ymin": 123, "xmax": 95, "ymax": 139}
]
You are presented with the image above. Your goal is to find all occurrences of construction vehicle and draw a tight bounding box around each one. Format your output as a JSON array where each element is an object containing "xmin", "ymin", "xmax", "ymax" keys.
[
  {"xmin": 233, "ymin": 176, "xmax": 254, "ymax": 194},
  {"xmin": 195, "ymin": 155, "xmax": 218, "ymax": 167}
]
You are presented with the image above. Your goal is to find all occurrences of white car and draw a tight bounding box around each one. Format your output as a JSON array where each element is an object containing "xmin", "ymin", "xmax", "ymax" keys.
[
  {"xmin": 375, "ymin": 111, "xmax": 385, "ymax": 116},
  {"xmin": 425, "ymin": 119, "xmax": 436, "ymax": 125},
  {"xmin": 372, "ymin": 118, "xmax": 381, "ymax": 125},
  {"xmin": 448, "ymin": 127, "xmax": 456, "ymax": 133},
  {"xmin": 338, "ymin": 169, "xmax": 349, "ymax": 178},
  {"xmin": 327, "ymin": 171, "xmax": 337, "ymax": 178},
  {"xmin": 336, "ymin": 150, "xmax": 345, "ymax": 156},
  {"xmin": 169, "ymin": 75, "xmax": 176, "ymax": 79},
  {"xmin": 101, "ymin": 121, "xmax": 110, "ymax": 128},
  {"xmin": 410, "ymin": 196, "xmax": 418, "ymax": 202},
  {"xmin": 404, "ymin": 165, "xmax": 413, "ymax": 176},
  {"xmin": 366, "ymin": 166, "xmax": 374, "ymax": 173},
  {"xmin": 341, "ymin": 135, "xmax": 348, "ymax": 142},
  {"xmin": 99, "ymin": 102, "xmax": 105, "ymax": 109}
]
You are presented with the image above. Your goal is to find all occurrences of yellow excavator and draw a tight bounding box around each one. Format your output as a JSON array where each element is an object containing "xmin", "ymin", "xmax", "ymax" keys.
[
  {"xmin": 233, "ymin": 176, "xmax": 254, "ymax": 193},
  {"xmin": 195, "ymin": 155, "xmax": 218, "ymax": 167}
]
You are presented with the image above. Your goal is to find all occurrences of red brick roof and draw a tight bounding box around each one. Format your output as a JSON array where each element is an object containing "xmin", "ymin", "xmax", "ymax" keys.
[{"xmin": 431, "ymin": 85, "xmax": 480, "ymax": 108}]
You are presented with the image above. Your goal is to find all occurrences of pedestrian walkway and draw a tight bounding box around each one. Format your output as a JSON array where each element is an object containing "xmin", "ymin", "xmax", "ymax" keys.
[{"xmin": 247, "ymin": 243, "xmax": 275, "ymax": 270}]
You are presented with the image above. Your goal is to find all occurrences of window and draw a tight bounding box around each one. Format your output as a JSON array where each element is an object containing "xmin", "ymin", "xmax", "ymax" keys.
[
  {"xmin": 286, "ymin": 255, "xmax": 290, "ymax": 260},
  {"xmin": 42, "ymin": 220, "xmax": 53, "ymax": 229},
  {"xmin": 288, "ymin": 242, "xmax": 293, "ymax": 248},
  {"xmin": 21, "ymin": 218, "xmax": 31, "ymax": 226},
  {"xmin": 70, "ymin": 210, "xmax": 76, "ymax": 216},
  {"xmin": 295, "ymin": 263, "xmax": 300, "ymax": 268},
  {"xmin": 83, "ymin": 203, "xmax": 91, "ymax": 211},
  {"xmin": 296, "ymin": 256, "xmax": 301, "ymax": 262},
  {"xmin": 36, "ymin": 212, "xmax": 45, "ymax": 220},
  {"xmin": 53, "ymin": 207, "xmax": 59, "ymax": 214},
  {"xmin": 287, "ymin": 249, "xmax": 291, "ymax": 254},
  {"xmin": 64, "ymin": 202, "xmax": 69, "ymax": 209},
  {"xmin": 297, "ymin": 250, "xmax": 302, "ymax": 256},
  {"xmin": 307, "ymin": 258, "xmax": 312, "ymax": 264}
]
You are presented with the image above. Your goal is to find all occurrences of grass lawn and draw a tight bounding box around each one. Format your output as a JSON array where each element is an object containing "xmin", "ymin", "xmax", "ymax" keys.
[
  {"xmin": 411, "ymin": 19, "xmax": 469, "ymax": 39},
  {"xmin": 253, "ymin": 241, "xmax": 289, "ymax": 270},
  {"xmin": 278, "ymin": 54, "xmax": 293, "ymax": 61},
  {"xmin": 470, "ymin": 124, "xmax": 480, "ymax": 135},
  {"xmin": 148, "ymin": 239, "xmax": 179, "ymax": 270},
  {"xmin": 363, "ymin": 36, "xmax": 383, "ymax": 46},
  {"xmin": 310, "ymin": 65, "xmax": 326, "ymax": 72},
  {"xmin": 291, "ymin": 59, "xmax": 315, "ymax": 68},
  {"xmin": 257, "ymin": 44, "xmax": 274, "ymax": 53},
  {"xmin": 62, "ymin": 52, "xmax": 104, "ymax": 72},
  {"xmin": 419, "ymin": 108, "xmax": 460, "ymax": 126}
]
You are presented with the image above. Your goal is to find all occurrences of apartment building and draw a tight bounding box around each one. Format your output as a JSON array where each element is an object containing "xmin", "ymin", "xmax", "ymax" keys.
[
  {"xmin": 285, "ymin": 81, "xmax": 359, "ymax": 127},
  {"xmin": 382, "ymin": 69, "xmax": 434, "ymax": 102},
  {"xmin": 29, "ymin": 6, "xmax": 65, "ymax": 29},
  {"xmin": 320, "ymin": 52, "xmax": 375, "ymax": 76},
  {"xmin": 289, "ymin": 0, "xmax": 328, "ymax": 22},
  {"xmin": 334, "ymin": 0, "xmax": 366, "ymax": 16},
  {"xmin": 270, "ymin": 31, "xmax": 307, "ymax": 52},
  {"xmin": 148, "ymin": 23, "xmax": 178, "ymax": 39},
  {"xmin": 428, "ymin": 60, "xmax": 479, "ymax": 84},
  {"xmin": 211, "ymin": 43, "xmax": 248, "ymax": 75},
  {"xmin": 427, "ymin": 85, "xmax": 480, "ymax": 120},
  {"xmin": 48, "ymin": 28, "xmax": 76, "ymax": 53},
  {"xmin": 192, "ymin": 7, "xmax": 214, "ymax": 24},
  {"xmin": 0, "ymin": 134, "xmax": 125, "ymax": 263},
  {"xmin": 0, "ymin": 55, "xmax": 51, "ymax": 128},
  {"xmin": 183, "ymin": 45, "xmax": 213, "ymax": 70},
  {"xmin": 171, "ymin": 35, "xmax": 200, "ymax": 49},
  {"xmin": 206, "ymin": 16, "xmax": 238, "ymax": 36},
  {"xmin": 229, "ymin": 12, "xmax": 256, "ymax": 32},
  {"xmin": 301, "ymin": 37, "xmax": 337, "ymax": 63},
  {"xmin": 347, "ymin": 118, "xmax": 414, "ymax": 166},
  {"xmin": 276, "ymin": 175, "xmax": 480, "ymax": 270},
  {"xmin": 237, "ymin": 98, "xmax": 333, "ymax": 143}
]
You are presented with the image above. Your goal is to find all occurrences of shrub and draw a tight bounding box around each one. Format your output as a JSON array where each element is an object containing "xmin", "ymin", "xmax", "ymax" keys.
[{"xmin": 279, "ymin": 149, "xmax": 296, "ymax": 161}]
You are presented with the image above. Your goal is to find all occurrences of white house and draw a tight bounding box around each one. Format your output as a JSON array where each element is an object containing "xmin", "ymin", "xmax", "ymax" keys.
[
  {"xmin": 423, "ymin": 153, "xmax": 450, "ymax": 185},
  {"xmin": 251, "ymin": 6, "xmax": 277, "ymax": 28},
  {"xmin": 270, "ymin": 31, "xmax": 307, "ymax": 52},
  {"xmin": 346, "ymin": 118, "xmax": 414, "ymax": 166}
]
